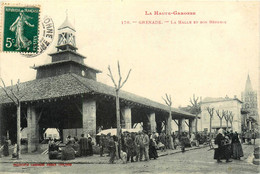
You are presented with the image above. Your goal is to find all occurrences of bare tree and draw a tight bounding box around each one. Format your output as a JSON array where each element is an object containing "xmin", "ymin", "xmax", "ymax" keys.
[
  {"xmin": 107, "ymin": 61, "xmax": 131, "ymax": 157},
  {"xmin": 228, "ymin": 111, "xmax": 234, "ymax": 130},
  {"xmin": 189, "ymin": 94, "xmax": 201, "ymax": 133},
  {"xmin": 216, "ymin": 109, "xmax": 225, "ymax": 129},
  {"xmin": 206, "ymin": 107, "xmax": 214, "ymax": 134},
  {"xmin": 162, "ymin": 93, "xmax": 173, "ymax": 149},
  {"xmin": 223, "ymin": 110, "xmax": 230, "ymax": 130},
  {"xmin": 0, "ymin": 78, "xmax": 25, "ymax": 159}
]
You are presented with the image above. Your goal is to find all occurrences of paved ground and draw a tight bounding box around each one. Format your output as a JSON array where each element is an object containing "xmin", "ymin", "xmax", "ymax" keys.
[{"xmin": 0, "ymin": 143, "xmax": 259, "ymax": 174}]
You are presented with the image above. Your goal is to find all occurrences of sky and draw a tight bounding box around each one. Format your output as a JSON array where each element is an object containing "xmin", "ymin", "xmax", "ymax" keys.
[{"xmin": 0, "ymin": 0, "xmax": 259, "ymax": 108}]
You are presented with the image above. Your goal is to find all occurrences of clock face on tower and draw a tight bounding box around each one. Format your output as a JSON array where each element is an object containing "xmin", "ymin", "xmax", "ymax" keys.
[{"xmin": 81, "ymin": 70, "xmax": 85, "ymax": 76}]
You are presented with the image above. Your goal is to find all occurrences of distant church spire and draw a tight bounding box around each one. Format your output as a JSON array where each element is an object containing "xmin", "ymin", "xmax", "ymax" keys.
[{"xmin": 245, "ymin": 74, "xmax": 253, "ymax": 91}]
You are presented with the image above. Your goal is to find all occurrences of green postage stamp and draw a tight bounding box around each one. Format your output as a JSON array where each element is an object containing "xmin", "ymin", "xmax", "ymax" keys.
[{"xmin": 1, "ymin": 3, "xmax": 40, "ymax": 53}]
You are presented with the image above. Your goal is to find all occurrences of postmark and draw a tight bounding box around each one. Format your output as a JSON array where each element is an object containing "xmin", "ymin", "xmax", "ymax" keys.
[
  {"xmin": 1, "ymin": 3, "xmax": 40, "ymax": 53},
  {"xmin": 21, "ymin": 16, "xmax": 55, "ymax": 58}
]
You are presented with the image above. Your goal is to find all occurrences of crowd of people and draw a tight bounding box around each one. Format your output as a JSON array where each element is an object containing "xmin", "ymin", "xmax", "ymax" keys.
[
  {"xmin": 47, "ymin": 130, "xmax": 200, "ymax": 162},
  {"xmin": 241, "ymin": 130, "xmax": 257, "ymax": 145},
  {"xmin": 48, "ymin": 134, "xmax": 94, "ymax": 160},
  {"xmin": 98, "ymin": 130, "xmax": 194, "ymax": 163},
  {"xmin": 214, "ymin": 129, "xmax": 244, "ymax": 163},
  {"xmin": 46, "ymin": 128, "xmax": 253, "ymax": 164},
  {"xmin": 99, "ymin": 131, "xmax": 157, "ymax": 163},
  {"xmin": 0, "ymin": 125, "xmax": 256, "ymax": 165}
]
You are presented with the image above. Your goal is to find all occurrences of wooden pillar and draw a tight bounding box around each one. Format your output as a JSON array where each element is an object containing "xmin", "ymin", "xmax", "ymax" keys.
[
  {"xmin": 27, "ymin": 106, "xmax": 39, "ymax": 153},
  {"xmin": 122, "ymin": 107, "xmax": 132, "ymax": 129},
  {"xmin": 82, "ymin": 98, "xmax": 96, "ymax": 137},
  {"xmin": 178, "ymin": 118, "xmax": 185, "ymax": 134}
]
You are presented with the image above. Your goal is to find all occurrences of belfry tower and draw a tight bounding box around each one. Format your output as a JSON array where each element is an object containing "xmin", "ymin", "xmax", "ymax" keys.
[
  {"xmin": 241, "ymin": 74, "xmax": 259, "ymax": 129},
  {"xmin": 33, "ymin": 15, "xmax": 101, "ymax": 80}
]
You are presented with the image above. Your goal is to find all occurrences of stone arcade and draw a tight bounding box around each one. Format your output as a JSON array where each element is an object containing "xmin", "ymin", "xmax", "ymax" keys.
[{"xmin": 0, "ymin": 16, "xmax": 196, "ymax": 153}]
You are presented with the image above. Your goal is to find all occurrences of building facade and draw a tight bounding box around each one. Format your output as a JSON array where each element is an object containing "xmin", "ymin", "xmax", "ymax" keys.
[{"xmin": 199, "ymin": 96, "xmax": 242, "ymax": 133}]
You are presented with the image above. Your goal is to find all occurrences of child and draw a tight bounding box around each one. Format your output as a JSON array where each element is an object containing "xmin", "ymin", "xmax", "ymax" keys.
[
  {"xmin": 120, "ymin": 150, "xmax": 127, "ymax": 164},
  {"xmin": 157, "ymin": 141, "xmax": 165, "ymax": 152}
]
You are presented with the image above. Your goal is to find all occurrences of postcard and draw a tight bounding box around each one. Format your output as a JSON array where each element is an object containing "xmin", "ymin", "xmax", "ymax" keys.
[{"xmin": 0, "ymin": 0, "xmax": 259, "ymax": 174}]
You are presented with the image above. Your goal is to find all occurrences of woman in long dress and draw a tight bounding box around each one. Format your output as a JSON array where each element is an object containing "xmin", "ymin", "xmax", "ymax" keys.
[
  {"xmin": 232, "ymin": 132, "xmax": 244, "ymax": 159},
  {"xmin": 149, "ymin": 136, "xmax": 158, "ymax": 160},
  {"xmin": 61, "ymin": 141, "xmax": 75, "ymax": 160},
  {"xmin": 214, "ymin": 129, "xmax": 232, "ymax": 163},
  {"xmin": 9, "ymin": 10, "xmax": 34, "ymax": 50}
]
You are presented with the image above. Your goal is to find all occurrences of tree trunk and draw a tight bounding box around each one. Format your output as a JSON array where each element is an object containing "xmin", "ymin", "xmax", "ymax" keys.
[
  {"xmin": 17, "ymin": 103, "xmax": 21, "ymax": 159},
  {"xmin": 220, "ymin": 119, "xmax": 222, "ymax": 128},
  {"xmin": 226, "ymin": 121, "xmax": 229, "ymax": 130},
  {"xmin": 115, "ymin": 90, "xmax": 120, "ymax": 159},
  {"xmin": 210, "ymin": 117, "xmax": 212, "ymax": 134},
  {"xmin": 116, "ymin": 91, "xmax": 120, "ymax": 137}
]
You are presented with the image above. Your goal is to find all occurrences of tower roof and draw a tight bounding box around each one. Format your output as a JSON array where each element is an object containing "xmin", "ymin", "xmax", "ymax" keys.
[
  {"xmin": 245, "ymin": 74, "xmax": 253, "ymax": 91},
  {"xmin": 58, "ymin": 15, "xmax": 75, "ymax": 32}
]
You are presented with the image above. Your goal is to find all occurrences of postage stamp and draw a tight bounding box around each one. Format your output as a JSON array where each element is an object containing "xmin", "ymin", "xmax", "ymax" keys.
[{"xmin": 1, "ymin": 3, "xmax": 40, "ymax": 53}]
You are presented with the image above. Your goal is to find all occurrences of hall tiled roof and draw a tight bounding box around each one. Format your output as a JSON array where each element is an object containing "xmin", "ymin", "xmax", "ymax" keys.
[
  {"xmin": 0, "ymin": 73, "xmax": 87, "ymax": 103},
  {"xmin": 0, "ymin": 73, "xmax": 195, "ymax": 118}
]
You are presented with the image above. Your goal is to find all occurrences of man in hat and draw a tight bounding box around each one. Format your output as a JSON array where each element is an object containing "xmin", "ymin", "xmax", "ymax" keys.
[
  {"xmin": 87, "ymin": 135, "xmax": 93, "ymax": 156},
  {"xmin": 125, "ymin": 133, "xmax": 135, "ymax": 162},
  {"xmin": 140, "ymin": 131, "xmax": 150, "ymax": 161},
  {"xmin": 134, "ymin": 131, "xmax": 142, "ymax": 161},
  {"xmin": 100, "ymin": 134, "xmax": 106, "ymax": 157}
]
